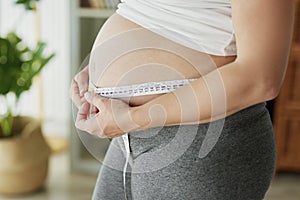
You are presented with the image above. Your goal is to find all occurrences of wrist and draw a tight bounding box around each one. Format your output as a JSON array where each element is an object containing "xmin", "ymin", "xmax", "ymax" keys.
[
  {"xmin": 129, "ymin": 102, "xmax": 175, "ymax": 132},
  {"xmin": 129, "ymin": 104, "xmax": 152, "ymax": 132}
]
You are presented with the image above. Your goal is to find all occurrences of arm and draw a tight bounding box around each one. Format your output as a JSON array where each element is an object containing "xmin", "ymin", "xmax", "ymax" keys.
[
  {"xmin": 130, "ymin": 0, "xmax": 295, "ymax": 129},
  {"xmin": 74, "ymin": 0, "xmax": 294, "ymax": 138}
]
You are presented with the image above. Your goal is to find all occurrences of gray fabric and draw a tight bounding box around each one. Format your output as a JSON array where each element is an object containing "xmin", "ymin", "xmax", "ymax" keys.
[{"xmin": 92, "ymin": 102, "xmax": 276, "ymax": 200}]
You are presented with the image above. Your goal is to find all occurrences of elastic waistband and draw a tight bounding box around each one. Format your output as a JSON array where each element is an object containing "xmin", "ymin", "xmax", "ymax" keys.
[{"xmin": 130, "ymin": 101, "xmax": 268, "ymax": 135}]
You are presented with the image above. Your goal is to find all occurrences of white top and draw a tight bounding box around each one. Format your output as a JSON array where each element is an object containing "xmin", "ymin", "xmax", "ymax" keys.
[{"xmin": 116, "ymin": 0, "xmax": 237, "ymax": 56}]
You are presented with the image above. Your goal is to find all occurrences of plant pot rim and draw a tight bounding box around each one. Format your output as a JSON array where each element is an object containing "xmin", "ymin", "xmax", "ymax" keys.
[{"xmin": 0, "ymin": 116, "xmax": 41, "ymax": 141}]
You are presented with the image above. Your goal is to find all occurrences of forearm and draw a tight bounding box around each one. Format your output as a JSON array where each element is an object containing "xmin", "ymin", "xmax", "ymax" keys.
[
  {"xmin": 130, "ymin": 61, "xmax": 275, "ymax": 130},
  {"xmin": 127, "ymin": 0, "xmax": 294, "ymax": 131}
]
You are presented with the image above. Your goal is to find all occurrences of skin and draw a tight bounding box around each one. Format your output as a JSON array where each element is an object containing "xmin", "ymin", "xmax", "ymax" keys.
[
  {"xmin": 70, "ymin": 0, "xmax": 294, "ymax": 138},
  {"xmin": 88, "ymin": 13, "xmax": 237, "ymax": 107}
]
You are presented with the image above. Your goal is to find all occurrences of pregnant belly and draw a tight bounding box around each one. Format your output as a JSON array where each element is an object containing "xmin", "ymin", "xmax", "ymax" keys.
[{"xmin": 89, "ymin": 13, "xmax": 236, "ymax": 107}]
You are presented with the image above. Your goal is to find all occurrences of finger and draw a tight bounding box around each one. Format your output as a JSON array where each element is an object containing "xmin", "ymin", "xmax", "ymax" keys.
[
  {"xmin": 75, "ymin": 102, "xmax": 101, "ymax": 134},
  {"xmin": 74, "ymin": 66, "xmax": 89, "ymax": 96},
  {"xmin": 88, "ymin": 104, "xmax": 99, "ymax": 118},
  {"xmin": 70, "ymin": 79, "xmax": 83, "ymax": 108},
  {"xmin": 84, "ymin": 91, "xmax": 109, "ymax": 110}
]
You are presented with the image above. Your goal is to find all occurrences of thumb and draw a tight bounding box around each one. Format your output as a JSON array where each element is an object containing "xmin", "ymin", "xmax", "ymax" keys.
[{"xmin": 84, "ymin": 91, "xmax": 109, "ymax": 109}]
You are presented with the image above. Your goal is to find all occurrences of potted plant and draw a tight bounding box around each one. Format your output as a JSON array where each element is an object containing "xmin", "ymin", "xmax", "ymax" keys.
[{"xmin": 0, "ymin": 0, "xmax": 55, "ymax": 195}]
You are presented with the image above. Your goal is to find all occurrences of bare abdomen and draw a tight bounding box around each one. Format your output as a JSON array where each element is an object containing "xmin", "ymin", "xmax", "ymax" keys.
[{"xmin": 89, "ymin": 13, "xmax": 236, "ymax": 106}]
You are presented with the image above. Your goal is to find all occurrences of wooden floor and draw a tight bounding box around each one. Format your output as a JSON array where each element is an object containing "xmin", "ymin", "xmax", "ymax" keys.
[{"xmin": 0, "ymin": 153, "xmax": 299, "ymax": 200}]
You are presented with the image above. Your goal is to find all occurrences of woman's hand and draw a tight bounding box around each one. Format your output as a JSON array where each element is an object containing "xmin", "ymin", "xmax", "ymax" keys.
[
  {"xmin": 75, "ymin": 92, "xmax": 141, "ymax": 138},
  {"xmin": 69, "ymin": 66, "xmax": 89, "ymax": 109}
]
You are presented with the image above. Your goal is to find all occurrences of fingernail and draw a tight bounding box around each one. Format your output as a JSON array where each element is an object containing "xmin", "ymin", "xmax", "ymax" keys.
[
  {"xmin": 84, "ymin": 92, "xmax": 91, "ymax": 100},
  {"xmin": 80, "ymin": 89, "xmax": 85, "ymax": 96}
]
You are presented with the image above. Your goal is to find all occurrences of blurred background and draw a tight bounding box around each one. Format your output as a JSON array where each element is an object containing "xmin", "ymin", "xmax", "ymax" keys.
[{"xmin": 0, "ymin": 0, "xmax": 299, "ymax": 199}]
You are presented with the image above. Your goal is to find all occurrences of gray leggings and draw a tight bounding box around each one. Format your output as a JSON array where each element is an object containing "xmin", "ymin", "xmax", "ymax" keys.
[{"xmin": 92, "ymin": 102, "xmax": 276, "ymax": 200}]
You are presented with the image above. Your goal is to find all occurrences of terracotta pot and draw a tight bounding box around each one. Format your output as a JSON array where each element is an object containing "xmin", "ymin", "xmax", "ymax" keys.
[{"xmin": 0, "ymin": 116, "xmax": 51, "ymax": 195}]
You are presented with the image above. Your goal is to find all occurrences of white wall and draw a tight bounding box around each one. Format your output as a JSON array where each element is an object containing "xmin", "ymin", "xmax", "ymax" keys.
[{"xmin": 0, "ymin": 0, "xmax": 71, "ymax": 137}]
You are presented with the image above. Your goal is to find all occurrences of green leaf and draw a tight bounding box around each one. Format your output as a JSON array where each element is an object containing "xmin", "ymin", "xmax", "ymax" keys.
[
  {"xmin": 0, "ymin": 112, "xmax": 14, "ymax": 137},
  {"xmin": 15, "ymin": 0, "xmax": 41, "ymax": 10},
  {"xmin": 0, "ymin": 31, "xmax": 55, "ymax": 104}
]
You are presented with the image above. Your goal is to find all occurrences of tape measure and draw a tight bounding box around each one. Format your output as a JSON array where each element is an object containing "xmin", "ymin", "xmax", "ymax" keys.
[
  {"xmin": 89, "ymin": 78, "xmax": 197, "ymax": 199},
  {"xmin": 89, "ymin": 78, "xmax": 197, "ymax": 98}
]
